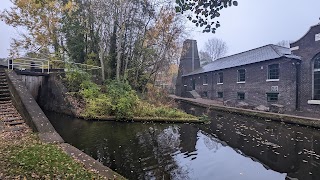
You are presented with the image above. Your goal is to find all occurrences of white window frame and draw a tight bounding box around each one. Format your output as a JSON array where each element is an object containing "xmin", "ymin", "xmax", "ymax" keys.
[
  {"xmin": 312, "ymin": 55, "xmax": 320, "ymax": 100},
  {"xmin": 237, "ymin": 69, "xmax": 246, "ymax": 83},
  {"xmin": 267, "ymin": 63, "xmax": 280, "ymax": 81},
  {"xmin": 203, "ymin": 74, "xmax": 208, "ymax": 85},
  {"xmin": 217, "ymin": 72, "xmax": 223, "ymax": 84}
]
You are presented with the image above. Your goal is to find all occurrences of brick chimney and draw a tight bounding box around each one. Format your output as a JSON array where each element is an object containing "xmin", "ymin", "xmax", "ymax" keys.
[{"xmin": 175, "ymin": 39, "xmax": 200, "ymax": 96}]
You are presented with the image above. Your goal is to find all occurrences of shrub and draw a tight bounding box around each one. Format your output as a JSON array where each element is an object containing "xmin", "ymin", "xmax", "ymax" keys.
[
  {"xmin": 71, "ymin": 78, "xmax": 195, "ymax": 120},
  {"xmin": 64, "ymin": 68, "xmax": 91, "ymax": 92},
  {"xmin": 83, "ymin": 94, "xmax": 112, "ymax": 118},
  {"xmin": 79, "ymin": 81, "xmax": 101, "ymax": 99},
  {"xmin": 106, "ymin": 81, "xmax": 139, "ymax": 119}
]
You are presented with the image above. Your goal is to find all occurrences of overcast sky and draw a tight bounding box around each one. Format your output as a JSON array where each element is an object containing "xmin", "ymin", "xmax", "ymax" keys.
[{"xmin": 1, "ymin": 0, "xmax": 320, "ymax": 58}]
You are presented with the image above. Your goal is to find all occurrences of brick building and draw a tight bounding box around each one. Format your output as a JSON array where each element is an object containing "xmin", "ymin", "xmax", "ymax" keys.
[{"xmin": 176, "ymin": 24, "xmax": 320, "ymax": 113}]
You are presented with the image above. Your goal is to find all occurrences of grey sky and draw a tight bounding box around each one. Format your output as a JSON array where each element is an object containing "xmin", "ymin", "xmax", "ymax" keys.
[
  {"xmin": 190, "ymin": 0, "xmax": 320, "ymax": 56},
  {"xmin": 1, "ymin": 0, "xmax": 320, "ymax": 58}
]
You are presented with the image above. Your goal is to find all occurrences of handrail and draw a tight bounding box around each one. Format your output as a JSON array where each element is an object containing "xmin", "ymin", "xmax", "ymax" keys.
[{"xmin": 7, "ymin": 57, "xmax": 102, "ymax": 74}]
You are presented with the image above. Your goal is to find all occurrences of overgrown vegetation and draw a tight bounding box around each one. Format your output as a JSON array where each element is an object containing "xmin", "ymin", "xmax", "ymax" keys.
[
  {"xmin": 0, "ymin": 130, "xmax": 100, "ymax": 179},
  {"xmin": 64, "ymin": 69, "xmax": 196, "ymax": 120}
]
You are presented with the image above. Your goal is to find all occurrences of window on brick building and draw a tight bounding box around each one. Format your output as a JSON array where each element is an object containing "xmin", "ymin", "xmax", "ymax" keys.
[
  {"xmin": 203, "ymin": 91, "xmax": 208, "ymax": 98},
  {"xmin": 218, "ymin": 92, "xmax": 223, "ymax": 98},
  {"xmin": 267, "ymin": 93, "xmax": 279, "ymax": 102},
  {"xmin": 314, "ymin": 56, "xmax": 320, "ymax": 100},
  {"xmin": 268, "ymin": 64, "xmax": 279, "ymax": 80},
  {"xmin": 237, "ymin": 92, "xmax": 245, "ymax": 100},
  {"xmin": 203, "ymin": 74, "xmax": 208, "ymax": 85},
  {"xmin": 237, "ymin": 69, "xmax": 246, "ymax": 82},
  {"xmin": 218, "ymin": 72, "xmax": 223, "ymax": 84}
]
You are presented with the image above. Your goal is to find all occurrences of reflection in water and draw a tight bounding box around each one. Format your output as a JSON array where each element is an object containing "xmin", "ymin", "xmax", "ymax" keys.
[{"xmin": 46, "ymin": 102, "xmax": 320, "ymax": 180}]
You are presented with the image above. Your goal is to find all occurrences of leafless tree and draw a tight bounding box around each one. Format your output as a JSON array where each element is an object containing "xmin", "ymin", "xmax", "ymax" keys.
[
  {"xmin": 199, "ymin": 51, "xmax": 211, "ymax": 66},
  {"xmin": 204, "ymin": 38, "xmax": 228, "ymax": 61}
]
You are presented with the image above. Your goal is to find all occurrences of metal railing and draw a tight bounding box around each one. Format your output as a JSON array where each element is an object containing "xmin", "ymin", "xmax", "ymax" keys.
[{"xmin": 7, "ymin": 57, "xmax": 102, "ymax": 74}]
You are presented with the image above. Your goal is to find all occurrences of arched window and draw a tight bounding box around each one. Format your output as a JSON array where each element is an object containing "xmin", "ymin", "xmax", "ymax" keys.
[{"xmin": 314, "ymin": 56, "xmax": 320, "ymax": 100}]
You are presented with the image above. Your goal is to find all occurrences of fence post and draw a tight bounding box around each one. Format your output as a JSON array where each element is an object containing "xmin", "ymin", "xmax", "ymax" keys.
[{"xmin": 11, "ymin": 59, "xmax": 13, "ymax": 70}]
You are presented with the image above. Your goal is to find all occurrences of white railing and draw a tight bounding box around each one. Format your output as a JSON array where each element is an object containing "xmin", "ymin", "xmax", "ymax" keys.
[{"xmin": 7, "ymin": 57, "xmax": 101, "ymax": 74}]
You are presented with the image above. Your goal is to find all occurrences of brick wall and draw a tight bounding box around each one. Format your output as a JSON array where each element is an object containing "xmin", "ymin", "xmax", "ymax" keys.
[
  {"xmin": 176, "ymin": 39, "xmax": 200, "ymax": 96},
  {"xmin": 182, "ymin": 57, "xmax": 299, "ymax": 112},
  {"xmin": 290, "ymin": 24, "xmax": 320, "ymax": 112}
]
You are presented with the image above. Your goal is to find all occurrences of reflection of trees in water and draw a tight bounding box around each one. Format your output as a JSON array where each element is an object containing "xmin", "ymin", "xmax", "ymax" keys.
[
  {"xmin": 136, "ymin": 125, "xmax": 190, "ymax": 180},
  {"xmin": 49, "ymin": 112, "xmax": 195, "ymax": 179},
  {"xmin": 157, "ymin": 126, "xmax": 181, "ymax": 150},
  {"xmin": 201, "ymin": 132, "xmax": 222, "ymax": 152}
]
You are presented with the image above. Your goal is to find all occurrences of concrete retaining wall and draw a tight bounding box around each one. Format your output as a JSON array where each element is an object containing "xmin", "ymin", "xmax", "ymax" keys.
[
  {"xmin": 16, "ymin": 74, "xmax": 45, "ymax": 100},
  {"xmin": 6, "ymin": 70, "xmax": 64, "ymax": 143},
  {"xmin": 5, "ymin": 70, "xmax": 125, "ymax": 179},
  {"xmin": 38, "ymin": 74, "xmax": 76, "ymax": 116}
]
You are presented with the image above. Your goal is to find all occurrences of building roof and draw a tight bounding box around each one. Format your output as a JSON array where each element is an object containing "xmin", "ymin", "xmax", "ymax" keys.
[{"xmin": 183, "ymin": 44, "xmax": 301, "ymax": 77}]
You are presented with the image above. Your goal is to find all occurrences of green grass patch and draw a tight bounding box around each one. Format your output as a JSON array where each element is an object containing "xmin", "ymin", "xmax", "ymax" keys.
[
  {"xmin": 0, "ymin": 131, "xmax": 101, "ymax": 179},
  {"xmin": 9, "ymin": 144, "xmax": 98, "ymax": 179}
]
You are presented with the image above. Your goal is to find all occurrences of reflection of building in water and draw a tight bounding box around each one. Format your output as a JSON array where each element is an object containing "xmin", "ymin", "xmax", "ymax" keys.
[
  {"xmin": 179, "ymin": 102, "xmax": 320, "ymax": 180},
  {"xmin": 203, "ymin": 111, "xmax": 298, "ymax": 173},
  {"xmin": 208, "ymin": 111, "xmax": 320, "ymax": 180},
  {"xmin": 179, "ymin": 124, "xmax": 198, "ymax": 154}
]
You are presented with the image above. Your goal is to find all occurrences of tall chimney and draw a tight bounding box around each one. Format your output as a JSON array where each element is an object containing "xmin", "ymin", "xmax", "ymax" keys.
[{"xmin": 175, "ymin": 39, "xmax": 200, "ymax": 96}]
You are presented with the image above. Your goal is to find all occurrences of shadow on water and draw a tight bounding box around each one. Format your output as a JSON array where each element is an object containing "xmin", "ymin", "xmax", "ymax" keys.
[{"xmin": 45, "ymin": 102, "xmax": 320, "ymax": 180}]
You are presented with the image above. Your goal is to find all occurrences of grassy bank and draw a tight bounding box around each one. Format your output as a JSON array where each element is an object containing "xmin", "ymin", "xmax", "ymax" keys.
[
  {"xmin": 64, "ymin": 70, "xmax": 198, "ymax": 121},
  {"xmin": 0, "ymin": 129, "xmax": 101, "ymax": 179}
]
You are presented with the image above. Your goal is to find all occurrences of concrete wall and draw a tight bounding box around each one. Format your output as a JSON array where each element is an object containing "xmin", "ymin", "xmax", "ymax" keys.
[
  {"xmin": 290, "ymin": 24, "xmax": 320, "ymax": 112},
  {"xmin": 16, "ymin": 74, "xmax": 45, "ymax": 100},
  {"xmin": 38, "ymin": 74, "xmax": 76, "ymax": 116},
  {"xmin": 182, "ymin": 57, "xmax": 299, "ymax": 112},
  {"xmin": 5, "ymin": 70, "xmax": 125, "ymax": 178},
  {"xmin": 6, "ymin": 70, "xmax": 64, "ymax": 143},
  {"xmin": 13, "ymin": 72, "xmax": 78, "ymax": 116}
]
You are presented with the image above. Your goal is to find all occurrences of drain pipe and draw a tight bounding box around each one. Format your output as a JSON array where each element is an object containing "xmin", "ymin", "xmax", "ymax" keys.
[
  {"xmin": 295, "ymin": 60, "xmax": 301, "ymax": 110},
  {"xmin": 192, "ymin": 40, "xmax": 194, "ymax": 71}
]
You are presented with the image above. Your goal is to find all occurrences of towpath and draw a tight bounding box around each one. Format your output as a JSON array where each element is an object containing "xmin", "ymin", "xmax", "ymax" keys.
[{"xmin": 170, "ymin": 95, "xmax": 320, "ymax": 128}]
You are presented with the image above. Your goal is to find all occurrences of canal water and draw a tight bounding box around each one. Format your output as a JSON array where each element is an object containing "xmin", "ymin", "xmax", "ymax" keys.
[{"xmin": 45, "ymin": 102, "xmax": 320, "ymax": 180}]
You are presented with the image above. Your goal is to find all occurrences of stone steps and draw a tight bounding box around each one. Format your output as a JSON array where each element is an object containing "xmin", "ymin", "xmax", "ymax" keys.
[
  {"xmin": 2, "ymin": 117, "xmax": 23, "ymax": 122},
  {"xmin": 0, "ymin": 68, "xmax": 26, "ymax": 131},
  {"xmin": 0, "ymin": 97, "xmax": 11, "ymax": 101},
  {"xmin": 7, "ymin": 120, "xmax": 24, "ymax": 126},
  {"xmin": 188, "ymin": 90, "xmax": 201, "ymax": 99}
]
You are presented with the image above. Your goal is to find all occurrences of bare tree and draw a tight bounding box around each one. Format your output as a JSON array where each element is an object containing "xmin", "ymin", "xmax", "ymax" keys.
[
  {"xmin": 199, "ymin": 51, "xmax": 211, "ymax": 66},
  {"xmin": 276, "ymin": 40, "xmax": 292, "ymax": 48},
  {"xmin": 204, "ymin": 38, "xmax": 228, "ymax": 61}
]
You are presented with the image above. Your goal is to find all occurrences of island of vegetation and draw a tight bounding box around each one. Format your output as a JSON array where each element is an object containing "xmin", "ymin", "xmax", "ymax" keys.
[{"xmin": 63, "ymin": 68, "xmax": 199, "ymax": 122}]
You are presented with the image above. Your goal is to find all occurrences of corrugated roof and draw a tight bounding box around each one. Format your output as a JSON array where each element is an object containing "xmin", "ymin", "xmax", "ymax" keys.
[{"xmin": 183, "ymin": 44, "xmax": 301, "ymax": 77}]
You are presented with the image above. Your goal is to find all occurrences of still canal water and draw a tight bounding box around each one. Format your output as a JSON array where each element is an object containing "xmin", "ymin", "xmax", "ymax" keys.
[{"xmin": 46, "ymin": 103, "xmax": 320, "ymax": 180}]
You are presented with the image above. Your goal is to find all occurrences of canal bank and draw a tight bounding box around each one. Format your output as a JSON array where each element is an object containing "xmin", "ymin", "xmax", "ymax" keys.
[
  {"xmin": 5, "ymin": 69, "xmax": 125, "ymax": 179},
  {"xmin": 170, "ymin": 95, "xmax": 320, "ymax": 128},
  {"xmin": 45, "ymin": 102, "xmax": 320, "ymax": 180}
]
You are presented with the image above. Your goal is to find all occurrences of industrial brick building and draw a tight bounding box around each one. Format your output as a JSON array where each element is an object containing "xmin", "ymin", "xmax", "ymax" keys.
[{"xmin": 176, "ymin": 24, "xmax": 320, "ymax": 113}]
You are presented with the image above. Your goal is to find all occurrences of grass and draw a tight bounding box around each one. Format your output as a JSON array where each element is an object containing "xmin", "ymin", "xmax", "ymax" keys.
[{"xmin": 0, "ymin": 129, "xmax": 102, "ymax": 179}]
